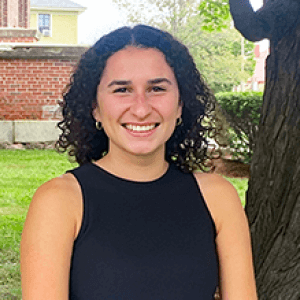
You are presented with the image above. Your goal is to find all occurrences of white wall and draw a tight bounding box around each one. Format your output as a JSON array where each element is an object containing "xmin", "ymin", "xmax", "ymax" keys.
[{"xmin": 0, "ymin": 121, "xmax": 60, "ymax": 143}]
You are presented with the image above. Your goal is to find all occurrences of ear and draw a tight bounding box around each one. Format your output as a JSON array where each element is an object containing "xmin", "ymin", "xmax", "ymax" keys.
[
  {"xmin": 176, "ymin": 100, "xmax": 183, "ymax": 119},
  {"xmin": 92, "ymin": 103, "xmax": 101, "ymax": 122},
  {"xmin": 92, "ymin": 100, "xmax": 101, "ymax": 122}
]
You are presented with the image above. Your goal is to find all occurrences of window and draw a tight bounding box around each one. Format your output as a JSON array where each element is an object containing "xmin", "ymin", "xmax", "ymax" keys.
[{"xmin": 38, "ymin": 14, "xmax": 51, "ymax": 34}]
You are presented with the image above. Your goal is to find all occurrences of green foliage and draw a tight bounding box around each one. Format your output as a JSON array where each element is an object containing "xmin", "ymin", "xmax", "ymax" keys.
[
  {"xmin": 197, "ymin": 0, "xmax": 256, "ymax": 82},
  {"xmin": 112, "ymin": 0, "xmax": 199, "ymax": 32},
  {"xmin": 190, "ymin": 28, "xmax": 255, "ymax": 93},
  {"xmin": 216, "ymin": 92, "xmax": 263, "ymax": 163},
  {"xmin": 198, "ymin": 0, "xmax": 230, "ymax": 32}
]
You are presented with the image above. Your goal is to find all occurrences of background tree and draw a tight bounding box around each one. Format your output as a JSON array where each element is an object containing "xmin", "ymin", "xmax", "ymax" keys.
[
  {"xmin": 112, "ymin": 0, "xmax": 199, "ymax": 34},
  {"xmin": 191, "ymin": 28, "xmax": 255, "ymax": 93},
  {"xmin": 112, "ymin": 0, "xmax": 255, "ymax": 93},
  {"xmin": 228, "ymin": 0, "xmax": 300, "ymax": 299}
]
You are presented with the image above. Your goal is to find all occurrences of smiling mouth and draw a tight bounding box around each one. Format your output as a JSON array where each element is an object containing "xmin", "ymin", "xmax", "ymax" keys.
[{"xmin": 122, "ymin": 123, "xmax": 160, "ymax": 132}]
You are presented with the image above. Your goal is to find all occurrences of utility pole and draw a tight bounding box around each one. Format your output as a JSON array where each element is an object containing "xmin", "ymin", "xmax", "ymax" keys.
[
  {"xmin": 241, "ymin": 36, "xmax": 245, "ymax": 91},
  {"xmin": 171, "ymin": 0, "xmax": 177, "ymax": 35}
]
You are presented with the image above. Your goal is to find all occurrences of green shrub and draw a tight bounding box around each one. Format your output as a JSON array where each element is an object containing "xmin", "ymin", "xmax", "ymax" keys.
[{"xmin": 215, "ymin": 91, "xmax": 263, "ymax": 163}]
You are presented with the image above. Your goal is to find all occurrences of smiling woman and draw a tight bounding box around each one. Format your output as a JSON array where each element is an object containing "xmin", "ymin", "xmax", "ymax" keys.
[
  {"xmin": 93, "ymin": 47, "xmax": 181, "ymax": 169},
  {"xmin": 56, "ymin": 25, "xmax": 216, "ymax": 173},
  {"xmin": 20, "ymin": 25, "xmax": 258, "ymax": 300}
]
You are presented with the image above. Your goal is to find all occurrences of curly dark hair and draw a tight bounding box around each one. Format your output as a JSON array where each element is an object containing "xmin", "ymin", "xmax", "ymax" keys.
[{"xmin": 56, "ymin": 24, "xmax": 221, "ymax": 173}]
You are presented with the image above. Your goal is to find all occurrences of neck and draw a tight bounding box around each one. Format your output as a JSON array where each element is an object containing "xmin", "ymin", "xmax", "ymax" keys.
[{"xmin": 95, "ymin": 148, "xmax": 169, "ymax": 182}]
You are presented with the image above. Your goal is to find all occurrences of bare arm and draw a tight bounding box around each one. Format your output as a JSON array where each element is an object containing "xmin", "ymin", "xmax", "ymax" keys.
[
  {"xmin": 20, "ymin": 174, "xmax": 82, "ymax": 300},
  {"xmin": 194, "ymin": 173, "xmax": 257, "ymax": 300}
]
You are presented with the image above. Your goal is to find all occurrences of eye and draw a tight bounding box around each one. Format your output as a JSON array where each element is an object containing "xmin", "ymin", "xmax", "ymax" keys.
[
  {"xmin": 113, "ymin": 87, "xmax": 129, "ymax": 93},
  {"xmin": 151, "ymin": 86, "xmax": 166, "ymax": 92}
]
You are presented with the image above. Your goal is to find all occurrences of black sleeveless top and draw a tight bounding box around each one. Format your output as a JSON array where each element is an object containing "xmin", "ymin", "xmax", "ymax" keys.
[{"xmin": 68, "ymin": 163, "xmax": 219, "ymax": 300}]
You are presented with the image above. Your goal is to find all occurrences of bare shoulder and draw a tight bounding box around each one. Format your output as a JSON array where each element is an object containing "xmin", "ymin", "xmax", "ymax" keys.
[
  {"xmin": 21, "ymin": 173, "xmax": 82, "ymax": 299},
  {"xmin": 193, "ymin": 172, "xmax": 245, "ymax": 234},
  {"xmin": 32, "ymin": 172, "xmax": 81, "ymax": 209},
  {"xmin": 193, "ymin": 172, "xmax": 237, "ymax": 193},
  {"xmin": 25, "ymin": 172, "xmax": 82, "ymax": 240},
  {"xmin": 193, "ymin": 172, "xmax": 241, "ymax": 207},
  {"xmin": 193, "ymin": 173, "xmax": 257, "ymax": 298},
  {"xmin": 35, "ymin": 172, "xmax": 79, "ymax": 196}
]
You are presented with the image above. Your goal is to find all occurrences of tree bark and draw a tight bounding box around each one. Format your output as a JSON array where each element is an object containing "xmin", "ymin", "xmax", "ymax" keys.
[{"xmin": 229, "ymin": 0, "xmax": 300, "ymax": 299}]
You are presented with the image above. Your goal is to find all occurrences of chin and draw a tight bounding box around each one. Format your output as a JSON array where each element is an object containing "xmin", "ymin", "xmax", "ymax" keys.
[
  {"xmin": 126, "ymin": 145, "xmax": 163, "ymax": 157},
  {"xmin": 129, "ymin": 149, "xmax": 157, "ymax": 156}
]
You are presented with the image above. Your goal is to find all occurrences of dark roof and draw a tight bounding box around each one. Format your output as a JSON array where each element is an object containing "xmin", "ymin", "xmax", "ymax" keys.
[{"xmin": 30, "ymin": 0, "xmax": 85, "ymax": 9}]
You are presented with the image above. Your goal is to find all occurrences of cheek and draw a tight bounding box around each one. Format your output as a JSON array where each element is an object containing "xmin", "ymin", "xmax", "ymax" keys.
[
  {"xmin": 158, "ymin": 101, "xmax": 181, "ymax": 119},
  {"xmin": 98, "ymin": 100, "xmax": 126, "ymax": 121}
]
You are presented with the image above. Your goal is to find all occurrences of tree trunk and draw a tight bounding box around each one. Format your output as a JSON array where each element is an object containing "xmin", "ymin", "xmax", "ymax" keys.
[
  {"xmin": 247, "ymin": 21, "xmax": 300, "ymax": 299},
  {"xmin": 229, "ymin": 0, "xmax": 300, "ymax": 299}
]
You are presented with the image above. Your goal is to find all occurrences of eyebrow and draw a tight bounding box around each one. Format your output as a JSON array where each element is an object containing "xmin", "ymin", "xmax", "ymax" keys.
[
  {"xmin": 148, "ymin": 78, "xmax": 172, "ymax": 85},
  {"xmin": 107, "ymin": 80, "xmax": 131, "ymax": 87},
  {"xmin": 107, "ymin": 78, "xmax": 172, "ymax": 88}
]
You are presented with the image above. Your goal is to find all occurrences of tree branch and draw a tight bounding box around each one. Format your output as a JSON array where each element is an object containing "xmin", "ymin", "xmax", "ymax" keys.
[
  {"xmin": 230, "ymin": 0, "xmax": 300, "ymax": 43},
  {"xmin": 229, "ymin": 0, "xmax": 271, "ymax": 41}
]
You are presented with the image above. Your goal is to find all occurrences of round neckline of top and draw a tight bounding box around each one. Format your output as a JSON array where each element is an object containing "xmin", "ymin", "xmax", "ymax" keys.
[{"xmin": 89, "ymin": 162, "xmax": 172, "ymax": 185}]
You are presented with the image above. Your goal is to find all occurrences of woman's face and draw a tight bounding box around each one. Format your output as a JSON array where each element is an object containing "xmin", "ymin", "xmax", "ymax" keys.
[{"xmin": 93, "ymin": 46, "xmax": 182, "ymax": 159}]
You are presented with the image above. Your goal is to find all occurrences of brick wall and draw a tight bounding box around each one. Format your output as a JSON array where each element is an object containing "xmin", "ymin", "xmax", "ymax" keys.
[
  {"xmin": 0, "ymin": 58, "xmax": 77, "ymax": 120},
  {"xmin": 18, "ymin": 0, "xmax": 29, "ymax": 28},
  {"xmin": 0, "ymin": 0, "xmax": 8, "ymax": 27},
  {"xmin": 0, "ymin": 0, "xmax": 29, "ymax": 28}
]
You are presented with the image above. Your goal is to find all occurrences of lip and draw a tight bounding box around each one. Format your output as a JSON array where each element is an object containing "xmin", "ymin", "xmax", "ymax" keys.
[
  {"xmin": 122, "ymin": 122, "xmax": 159, "ymax": 137},
  {"xmin": 121, "ymin": 122, "xmax": 159, "ymax": 126}
]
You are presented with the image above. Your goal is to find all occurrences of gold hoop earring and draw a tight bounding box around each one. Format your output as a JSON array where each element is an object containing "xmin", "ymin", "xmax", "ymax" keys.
[
  {"xmin": 176, "ymin": 117, "xmax": 182, "ymax": 126},
  {"xmin": 96, "ymin": 121, "xmax": 103, "ymax": 130}
]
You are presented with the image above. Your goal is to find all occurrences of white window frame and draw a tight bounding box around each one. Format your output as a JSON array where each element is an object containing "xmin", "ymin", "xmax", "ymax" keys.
[{"xmin": 37, "ymin": 13, "xmax": 52, "ymax": 37}]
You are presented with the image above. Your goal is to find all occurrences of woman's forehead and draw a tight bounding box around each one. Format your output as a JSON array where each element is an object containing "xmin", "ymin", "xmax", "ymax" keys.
[
  {"xmin": 107, "ymin": 46, "xmax": 166, "ymax": 66},
  {"xmin": 100, "ymin": 46, "xmax": 176, "ymax": 83}
]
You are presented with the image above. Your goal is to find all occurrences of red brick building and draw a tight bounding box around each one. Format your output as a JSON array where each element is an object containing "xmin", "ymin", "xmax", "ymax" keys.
[
  {"xmin": 0, "ymin": 45, "xmax": 86, "ymax": 120},
  {"xmin": 0, "ymin": 0, "xmax": 87, "ymax": 143},
  {"xmin": 0, "ymin": 0, "xmax": 30, "ymax": 29},
  {"xmin": 250, "ymin": 43, "xmax": 269, "ymax": 91}
]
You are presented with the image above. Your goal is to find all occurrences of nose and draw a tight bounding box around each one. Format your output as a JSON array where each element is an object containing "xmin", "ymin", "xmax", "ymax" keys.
[{"xmin": 130, "ymin": 92, "xmax": 152, "ymax": 119}]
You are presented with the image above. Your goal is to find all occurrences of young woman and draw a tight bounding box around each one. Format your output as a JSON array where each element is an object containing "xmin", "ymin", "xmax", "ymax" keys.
[{"xmin": 21, "ymin": 25, "xmax": 257, "ymax": 300}]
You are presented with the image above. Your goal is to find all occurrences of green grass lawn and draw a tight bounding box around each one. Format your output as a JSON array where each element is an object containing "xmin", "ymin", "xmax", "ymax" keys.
[
  {"xmin": 0, "ymin": 149, "xmax": 248, "ymax": 299},
  {"xmin": 0, "ymin": 150, "xmax": 75, "ymax": 299}
]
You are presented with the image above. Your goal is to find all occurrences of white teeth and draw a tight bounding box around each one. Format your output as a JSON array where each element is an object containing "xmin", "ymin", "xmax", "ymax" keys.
[{"xmin": 125, "ymin": 124, "xmax": 156, "ymax": 132}]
